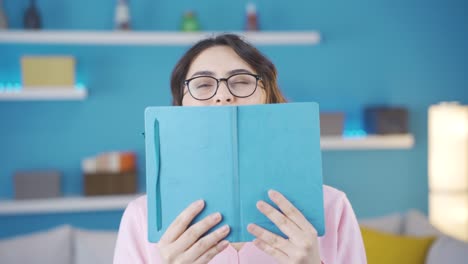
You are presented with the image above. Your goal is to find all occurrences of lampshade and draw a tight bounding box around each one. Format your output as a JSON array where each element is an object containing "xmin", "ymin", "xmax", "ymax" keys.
[
  {"xmin": 429, "ymin": 193, "xmax": 468, "ymax": 240},
  {"xmin": 428, "ymin": 102, "xmax": 468, "ymax": 241}
]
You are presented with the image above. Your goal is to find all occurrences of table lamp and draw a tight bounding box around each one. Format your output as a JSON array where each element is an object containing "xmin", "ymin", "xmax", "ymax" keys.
[{"xmin": 428, "ymin": 102, "xmax": 468, "ymax": 241}]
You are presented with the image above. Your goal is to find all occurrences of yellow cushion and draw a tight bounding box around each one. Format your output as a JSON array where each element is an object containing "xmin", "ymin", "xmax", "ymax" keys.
[{"xmin": 360, "ymin": 226, "xmax": 436, "ymax": 264}]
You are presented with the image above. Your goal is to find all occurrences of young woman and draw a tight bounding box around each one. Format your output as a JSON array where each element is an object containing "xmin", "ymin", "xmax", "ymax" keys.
[{"xmin": 114, "ymin": 34, "xmax": 367, "ymax": 264}]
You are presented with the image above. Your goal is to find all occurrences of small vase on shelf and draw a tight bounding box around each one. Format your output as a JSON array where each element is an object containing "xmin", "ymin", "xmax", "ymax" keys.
[
  {"xmin": 24, "ymin": 0, "xmax": 41, "ymax": 29},
  {"xmin": 115, "ymin": 0, "xmax": 131, "ymax": 30},
  {"xmin": 245, "ymin": 2, "xmax": 259, "ymax": 31},
  {"xmin": 0, "ymin": 0, "xmax": 8, "ymax": 29},
  {"xmin": 180, "ymin": 10, "xmax": 200, "ymax": 32}
]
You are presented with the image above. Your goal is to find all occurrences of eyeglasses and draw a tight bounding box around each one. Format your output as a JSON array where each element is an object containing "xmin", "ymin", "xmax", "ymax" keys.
[{"xmin": 184, "ymin": 73, "xmax": 262, "ymax": 101}]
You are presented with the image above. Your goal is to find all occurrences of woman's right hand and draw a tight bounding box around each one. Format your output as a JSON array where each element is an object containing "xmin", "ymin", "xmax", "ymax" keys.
[{"xmin": 157, "ymin": 200, "xmax": 230, "ymax": 264}]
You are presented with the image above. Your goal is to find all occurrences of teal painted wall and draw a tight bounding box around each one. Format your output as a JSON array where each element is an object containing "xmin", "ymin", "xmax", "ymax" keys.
[{"xmin": 0, "ymin": 0, "xmax": 467, "ymax": 238}]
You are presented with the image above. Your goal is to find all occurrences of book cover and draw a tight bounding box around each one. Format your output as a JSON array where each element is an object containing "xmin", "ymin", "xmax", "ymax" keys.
[{"xmin": 145, "ymin": 102, "xmax": 325, "ymax": 242}]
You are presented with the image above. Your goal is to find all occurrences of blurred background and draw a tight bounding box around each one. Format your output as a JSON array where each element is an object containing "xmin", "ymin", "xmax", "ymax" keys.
[{"xmin": 0, "ymin": 0, "xmax": 467, "ymax": 263}]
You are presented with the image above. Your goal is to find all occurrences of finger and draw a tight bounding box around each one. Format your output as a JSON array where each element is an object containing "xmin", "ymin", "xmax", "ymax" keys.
[
  {"xmin": 268, "ymin": 190, "xmax": 316, "ymax": 233},
  {"xmin": 256, "ymin": 200, "xmax": 302, "ymax": 239},
  {"xmin": 247, "ymin": 223, "xmax": 294, "ymax": 253},
  {"xmin": 160, "ymin": 199, "xmax": 205, "ymax": 244},
  {"xmin": 172, "ymin": 212, "xmax": 223, "ymax": 252},
  {"xmin": 184, "ymin": 225, "xmax": 230, "ymax": 260},
  {"xmin": 193, "ymin": 240, "xmax": 230, "ymax": 264},
  {"xmin": 253, "ymin": 238, "xmax": 289, "ymax": 263}
]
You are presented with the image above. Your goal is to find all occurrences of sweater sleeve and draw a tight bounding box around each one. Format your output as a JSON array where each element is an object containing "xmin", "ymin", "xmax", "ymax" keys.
[
  {"xmin": 113, "ymin": 198, "xmax": 161, "ymax": 264},
  {"xmin": 335, "ymin": 195, "xmax": 367, "ymax": 264}
]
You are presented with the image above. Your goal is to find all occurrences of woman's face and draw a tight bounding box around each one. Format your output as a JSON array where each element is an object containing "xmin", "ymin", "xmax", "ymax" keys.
[{"xmin": 182, "ymin": 46, "xmax": 266, "ymax": 106}]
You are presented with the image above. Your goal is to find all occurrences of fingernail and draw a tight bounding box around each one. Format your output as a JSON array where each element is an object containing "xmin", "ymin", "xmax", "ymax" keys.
[
  {"xmin": 211, "ymin": 212, "xmax": 221, "ymax": 221},
  {"xmin": 256, "ymin": 201, "xmax": 266, "ymax": 209},
  {"xmin": 269, "ymin": 190, "xmax": 279, "ymax": 199},
  {"xmin": 194, "ymin": 200, "xmax": 204, "ymax": 207},
  {"xmin": 217, "ymin": 240, "xmax": 229, "ymax": 250},
  {"xmin": 247, "ymin": 224, "xmax": 255, "ymax": 232},
  {"xmin": 218, "ymin": 225, "xmax": 230, "ymax": 234}
]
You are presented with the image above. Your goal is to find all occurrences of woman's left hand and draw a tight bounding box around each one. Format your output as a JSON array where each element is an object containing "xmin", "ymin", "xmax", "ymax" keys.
[{"xmin": 247, "ymin": 190, "xmax": 321, "ymax": 264}]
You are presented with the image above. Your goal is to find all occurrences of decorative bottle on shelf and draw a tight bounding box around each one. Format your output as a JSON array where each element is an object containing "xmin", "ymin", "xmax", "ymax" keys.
[
  {"xmin": 0, "ymin": 0, "xmax": 8, "ymax": 29},
  {"xmin": 115, "ymin": 0, "xmax": 130, "ymax": 30},
  {"xmin": 181, "ymin": 10, "xmax": 200, "ymax": 32},
  {"xmin": 24, "ymin": 0, "xmax": 41, "ymax": 29},
  {"xmin": 245, "ymin": 2, "xmax": 259, "ymax": 31}
]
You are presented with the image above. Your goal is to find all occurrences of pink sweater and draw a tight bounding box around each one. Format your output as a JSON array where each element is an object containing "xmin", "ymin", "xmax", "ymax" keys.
[{"xmin": 113, "ymin": 185, "xmax": 367, "ymax": 264}]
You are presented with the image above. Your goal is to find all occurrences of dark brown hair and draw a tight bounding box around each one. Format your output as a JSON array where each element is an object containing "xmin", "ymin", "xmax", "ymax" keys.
[{"xmin": 170, "ymin": 34, "xmax": 287, "ymax": 106}]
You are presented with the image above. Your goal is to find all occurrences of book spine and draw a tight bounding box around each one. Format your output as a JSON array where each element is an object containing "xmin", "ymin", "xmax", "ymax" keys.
[
  {"xmin": 232, "ymin": 107, "xmax": 241, "ymax": 242},
  {"xmin": 154, "ymin": 120, "xmax": 162, "ymax": 231}
]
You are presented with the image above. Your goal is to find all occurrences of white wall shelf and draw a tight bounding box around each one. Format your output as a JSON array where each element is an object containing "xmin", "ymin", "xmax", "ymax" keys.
[
  {"xmin": 0, "ymin": 30, "xmax": 321, "ymax": 46},
  {"xmin": 0, "ymin": 88, "xmax": 87, "ymax": 101},
  {"xmin": 321, "ymin": 134, "xmax": 415, "ymax": 150},
  {"xmin": 0, "ymin": 135, "xmax": 413, "ymax": 215},
  {"xmin": 0, "ymin": 194, "xmax": 141, "ymax": 215}
]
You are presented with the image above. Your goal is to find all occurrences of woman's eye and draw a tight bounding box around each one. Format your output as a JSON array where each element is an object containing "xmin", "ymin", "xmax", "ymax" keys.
[{"xmin": 196, "ymin": 84, "xmax": 214, "ymax": 89}]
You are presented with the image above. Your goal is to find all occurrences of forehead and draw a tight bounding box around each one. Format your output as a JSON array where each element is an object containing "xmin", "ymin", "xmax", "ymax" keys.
[{"xmin": 186, "ymin": 46, "xmax": 256, "ymax": 78}]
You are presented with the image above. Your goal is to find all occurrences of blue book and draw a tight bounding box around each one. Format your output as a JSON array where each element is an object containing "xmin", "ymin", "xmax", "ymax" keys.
[{"xmin": 145, "ymin": 102, "xmax": 325, "ymax": 242}]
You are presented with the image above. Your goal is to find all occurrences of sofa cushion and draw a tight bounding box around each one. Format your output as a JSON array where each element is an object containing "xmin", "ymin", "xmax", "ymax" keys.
[
  {"xmin": 0, "ymin": 225, "xmax": 72, "ymax": 264},
  {"xmin": 426, "ymin": 235, "xmax": 468, "ymax": 264},
  {"xmin": 359, "ymin": 213, "xmax": 403, "ymax": 234},
  {"xmin": 73, "ymin": 228, "xmax": 118, "ymax": 264},
  {"xmin": 361, "ymin": 226, "xmax": 436, "ymax": 264},
  {"xmin": 403, "ymin": 209, "xmax": 442, "ymax": 237}
]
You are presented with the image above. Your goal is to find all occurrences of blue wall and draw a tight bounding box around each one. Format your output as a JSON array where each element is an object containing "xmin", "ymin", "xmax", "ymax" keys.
[{"xmin": 1, "ymin": 0, "xmax": 467, "ymax": 238}]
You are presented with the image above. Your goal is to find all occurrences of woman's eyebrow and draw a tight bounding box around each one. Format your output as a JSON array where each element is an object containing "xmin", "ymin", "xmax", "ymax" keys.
[
  {"xmin": 191, "ymin": 70, "xmax": 215, "ymax": 78},
  {"xmin": 190, "ymin": 69, "xmax": 254, "ymax": 78},
  {"xmin": 227, "ymin": 69, "xmax": 254, "ymax": 75}
]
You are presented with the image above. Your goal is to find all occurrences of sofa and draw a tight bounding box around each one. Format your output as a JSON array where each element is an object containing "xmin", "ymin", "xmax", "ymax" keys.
[
  {"xmin": 0, "ymin": 225, "xmax": 117, "ymax": 264},
  {"xmin": 0, "ymin": 210, "xmax": 466, "ymax": 264},
  {"xmin": 359, "ymin": 209, "xmax": 468, "ymax": 264}
]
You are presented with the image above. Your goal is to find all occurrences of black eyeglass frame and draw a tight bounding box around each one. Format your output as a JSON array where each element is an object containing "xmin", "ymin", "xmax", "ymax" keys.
[{"xmin": 183, "ymin": 73, "xmax": 262, "ymax": 101}]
